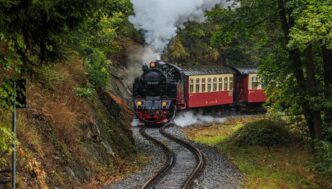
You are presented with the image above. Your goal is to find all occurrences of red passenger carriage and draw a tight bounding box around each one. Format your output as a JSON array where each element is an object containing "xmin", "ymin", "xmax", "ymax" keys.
[
  {"xmin": 133, "ymin": 61, "xmax": 266, "ymax": 125},
  {"xmin": 230, "ymin": 65, "xmax": 266, "ymax": 105},
  {"xmin": 182, "ymin": 66, "xmax": 235, "ymax": 109}
]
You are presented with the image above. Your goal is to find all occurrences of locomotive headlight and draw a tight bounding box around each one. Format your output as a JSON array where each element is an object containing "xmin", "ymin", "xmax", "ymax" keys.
[
  {"xmin": 150, "ymin": 62, "xmax": 156, "ymax": 68},
  {"xmin": 136, "ymin": 101, "xmax": 142, "ymax": 107},
  {"xmin": 161, "ymin": 101, "xmax": 167, "ymax": 108}
]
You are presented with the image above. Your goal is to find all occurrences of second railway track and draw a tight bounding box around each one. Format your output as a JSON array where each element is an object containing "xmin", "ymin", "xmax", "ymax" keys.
[{"xmin": 140, "ymin": 124, "xmax": 205, "ymax": 189}]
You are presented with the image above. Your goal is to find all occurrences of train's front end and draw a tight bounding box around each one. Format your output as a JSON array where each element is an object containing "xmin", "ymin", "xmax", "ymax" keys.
[{"xmin": 133, "ymin": 61, "xmax": 176, "ymax": 125}]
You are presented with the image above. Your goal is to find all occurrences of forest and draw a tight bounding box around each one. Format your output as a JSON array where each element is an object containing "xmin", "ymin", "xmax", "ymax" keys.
[{"xmin": 0, "ymin": 0, "xmax": 331, "ymax": 188}]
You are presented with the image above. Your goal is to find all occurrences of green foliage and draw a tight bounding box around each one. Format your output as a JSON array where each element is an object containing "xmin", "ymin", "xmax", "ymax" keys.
[
  {"xmin": 77, "ymin": 0, "xmax": 142, "ymax": 57},
  {"xmin": 289, "ymin": 0, "xmax": 332, "ymax": 50},
  {"xmin": 83, "ymin": 48, "xmax": 110, "ymax": 89},
  {"xmin": 75, "ymin": 87, "xmax": 95, "ymax": 101},
  {"xmin": 231, "ymin": 119, "xmax": 291, "ymax": 147},
  {"xmin": 0, "ymin": 126, "xmax": 13, "ymax": 151},
  {"xmin": 0, "ymin": 0, "xmax": 104, "ymax": 67},
  {"xmin": 36, "ymin": 65, "xmax": 64, "ymax": 90},
  {"xmin": 0, "ymin": 80, "xmax": 14, "ymax": 109},
  {"xmin": 313, "ymin": 141, "xmax": 332, "ymax": 178},
  {"xmin": 0, "ymin": 111, "xmax": 14, "ymax": 166}
]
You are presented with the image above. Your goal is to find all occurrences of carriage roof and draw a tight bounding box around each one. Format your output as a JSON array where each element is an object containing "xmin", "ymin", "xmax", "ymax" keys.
[
  {"xmin": 181, "ymin": 65, "xmax": 235, "ymax": 76},
  {"xmin": 229, "ymin": 65, "xmax": 258, "ymax": 74}
]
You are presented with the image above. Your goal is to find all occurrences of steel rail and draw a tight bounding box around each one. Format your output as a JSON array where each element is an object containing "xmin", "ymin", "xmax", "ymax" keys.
[
  {"xmin": 140, "ymin": 126, "xmax": 176, "ymax": 189},
  {"xmin": 160, "ymin": 124, "xmax": 205, "ymax": 189}
]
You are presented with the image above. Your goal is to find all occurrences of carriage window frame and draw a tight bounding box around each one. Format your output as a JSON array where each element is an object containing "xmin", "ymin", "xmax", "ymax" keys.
[
  {"xmin": 229, "ymin": 76, "xmax": 234, "ymax": 91},
  {"xmin": 218, "ymin": 77, "xmax": 223, "ymax": 91},
  {"xmin": 251, "ymin": 76, "xmax": 260, "ymax": 90},
  {"xmin": 213, "ymin": 78, "xmax": 217, "ymax": 92},
  {"xmin": 201, "ymin": 78, "xmax": 206, "ymax": 92},
  {"xmin": 207, "ymin": 78, "xmax": 212, "ymax": 92},
  {"xmin": 224, "ymin": 77, "xmax": 228, "ymax": 91},
  {"xmin": 189, "ymin": 78, "xmax": 194, "ymax": 93},
  {"xmin": 195, "ymin": 78, "xmax": 200, "ymax": 93}
]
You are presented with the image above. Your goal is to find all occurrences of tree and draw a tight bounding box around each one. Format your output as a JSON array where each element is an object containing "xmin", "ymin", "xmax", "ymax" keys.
[
  {"xmin": 288, "ymin": 0, "xmax": 332, "ymax": 140},
  {"xmin": 0, "ymin": 0, "xmax": 104, "ymax": 71}
]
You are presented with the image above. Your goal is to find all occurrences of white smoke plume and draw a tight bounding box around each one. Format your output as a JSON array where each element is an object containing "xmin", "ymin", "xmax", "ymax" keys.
[
  {"xmin": 125, "ymin": 46, "xmax": 160, "ymax": 86},
  {"xmin": 174, "ymin": 111, "xmax": 226, "ymax": 127},
  {"xmin": 129, "ymin": 0, "xmax": 240, "ymax": 52}
]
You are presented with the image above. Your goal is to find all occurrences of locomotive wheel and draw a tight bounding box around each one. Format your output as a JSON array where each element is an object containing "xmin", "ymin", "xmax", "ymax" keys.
[{"xmin": 144, "ymin": 122, "xmax": 160, "ymax": 127}]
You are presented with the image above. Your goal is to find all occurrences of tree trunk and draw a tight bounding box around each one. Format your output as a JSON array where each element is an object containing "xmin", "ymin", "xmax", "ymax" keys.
[
  {"xmin": 323, "ymin": 45, "xmax": 332, "ymax": 141},
  {"xmin": 304, "ymin": 45, "xmax": 322, "ymax": 139},
  {"xmin": 277, "ymin": 0, "xmax": 321, "ymax": 139}
]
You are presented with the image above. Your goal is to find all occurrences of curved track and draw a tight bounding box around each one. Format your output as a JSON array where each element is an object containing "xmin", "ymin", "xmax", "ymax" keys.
[{"xmin": 140, "ymin": 124, "xmax": 205, "ymax": 189}]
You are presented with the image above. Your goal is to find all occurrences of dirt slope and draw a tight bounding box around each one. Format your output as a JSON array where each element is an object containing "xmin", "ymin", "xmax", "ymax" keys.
[{"xmin": 0, "ymin": 54, "xmax": 138, "ymax": 189}]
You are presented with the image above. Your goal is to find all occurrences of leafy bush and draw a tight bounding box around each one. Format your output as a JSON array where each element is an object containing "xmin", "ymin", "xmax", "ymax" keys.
[
  {"xmin": 75, "ymin": 87, "xmax": 95, "ymax": 100},
  {"xmin": 314, "ymin": 141, "xmax": 332, "ymax": 178},
  {"xmin": 0, "ymin": 126, "xmax": 14, "ymax": 166},
  {"xmin": 231, "ymin": 119, "xmax": 291, "ymax": 147},
  {"xmin": 83, "ymin": 48, "xmax": 110, "ymax": 89},
  {"xmin": 0, "ymin": 80, "xmax": 14, "ymax": 109}
]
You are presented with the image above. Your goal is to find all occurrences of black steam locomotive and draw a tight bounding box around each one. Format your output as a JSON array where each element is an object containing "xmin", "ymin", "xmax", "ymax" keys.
[{"xmin": 133, "ymin": 61, "xmax": 185, "ymax": 124}]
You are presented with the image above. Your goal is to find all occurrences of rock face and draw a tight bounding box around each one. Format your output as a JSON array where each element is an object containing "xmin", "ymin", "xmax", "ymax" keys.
[{"xmin": 0, "ymin": 56, "xmax": 137, "ymax": 189}]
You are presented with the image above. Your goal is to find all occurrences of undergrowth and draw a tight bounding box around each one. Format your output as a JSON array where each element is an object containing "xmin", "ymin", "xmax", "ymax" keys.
[
  {"xmin": 314, "ymin": 141, "xmax": 332, "ymax": 178},
  {"xmin": 230, "ymin": 119, "xmax": 292, "ymax": 148},
  {"xmin": 183, "ymin": 116, "xmax": 332, "ymax": 189}
]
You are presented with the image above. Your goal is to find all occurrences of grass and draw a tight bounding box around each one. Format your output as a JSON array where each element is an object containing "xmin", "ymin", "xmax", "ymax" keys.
[
  {"xmin": 187, "ymin": 123, "xmax": 243, "ymax": 145},
  {"xmin": 183, "ymin": 116, "xmax": 332, "ymax": 189}
]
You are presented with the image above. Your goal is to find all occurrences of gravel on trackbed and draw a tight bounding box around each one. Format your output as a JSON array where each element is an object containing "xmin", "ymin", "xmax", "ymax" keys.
[
  {"xmin": 166, "ymin": 126, "xmax": 243, "ymax": 189},
  {"xmin": 105, "ymin": 126, "xmax": 243, "ymax": 189},
  {"xmin": 105, "ymin": 127, "xmax": 166, "ymax": 189}
]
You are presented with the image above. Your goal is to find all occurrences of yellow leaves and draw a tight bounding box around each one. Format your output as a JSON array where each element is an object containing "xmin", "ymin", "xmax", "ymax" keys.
[
  {"xmin": 169, "ymin": 37, "xmax": 189, "ymax": 59},
  {"xmin": 25, "ymin": 155, "xmax": 49, "ymax": 189}
]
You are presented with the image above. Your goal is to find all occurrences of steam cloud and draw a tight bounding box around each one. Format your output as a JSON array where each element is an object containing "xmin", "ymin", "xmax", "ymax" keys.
[
  {"xmin": 174, "ymin": 111, "xmax": 226, "ymax": 127},
  {"xmin": 125, "ymin": 46, "xmax": 160, "ymax": 85},
  {"xmin": 131, "ymin": 118, "xmax": 143, "ymax": 127},
  {"xmin": 129, "ymin": 0, "xmax": 239, "ymax": 53}
]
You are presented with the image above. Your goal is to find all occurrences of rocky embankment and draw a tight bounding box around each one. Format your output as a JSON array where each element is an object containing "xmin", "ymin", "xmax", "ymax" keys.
[{"xmin": 0, "ymin": 56, "xmax": 137, "ymax": 189}]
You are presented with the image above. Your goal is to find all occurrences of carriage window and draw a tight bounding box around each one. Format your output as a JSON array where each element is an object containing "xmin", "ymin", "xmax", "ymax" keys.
[
  {"xmin": 202, "ymin": 78, "xmax": 206, "ymax": 92},
  {"xmin": 224, "ymin": 77, "xmax": 228, "ymax": 91},
  {"xmin": 229, "ymin": 76, "xmax": 233, "ymax": 91},
  {"xmin": 189, "ymin": 79, "xmax": 194, "ymax": 93},
  {"xmin": 213, "ymin": 78, "xmax": 217, "ymax": 92},
  {"xmin": 195, "ymin": 78, "xmax": 200, "ymax": 93},
  {"xmin": 207, "ymin": 78, "xmax": 212, "ymax": 92},
  {"xmin": 219, "ymin": 77, "xmax": 223, "ymax": 91},
  {"xmin": 252, "ymin": 76, "xmax": 259, "ymax": 90}
]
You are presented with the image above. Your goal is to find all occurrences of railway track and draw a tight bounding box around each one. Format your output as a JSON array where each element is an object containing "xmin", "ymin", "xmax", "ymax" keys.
[{"xmin": 140, "ymin": 124, "xmax": 205, "ymax": 189}]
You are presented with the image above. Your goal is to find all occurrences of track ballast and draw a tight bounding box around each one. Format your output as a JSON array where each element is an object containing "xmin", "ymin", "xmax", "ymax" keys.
[{"xmin": 140, "ymin": 124, "xmax": 205, "ymax": 189}]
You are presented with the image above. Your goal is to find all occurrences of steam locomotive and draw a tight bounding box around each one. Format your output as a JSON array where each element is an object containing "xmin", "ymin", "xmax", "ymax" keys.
[{"xmin": 133, "ymin": 60, "xmax": 266, "ymax": 125}]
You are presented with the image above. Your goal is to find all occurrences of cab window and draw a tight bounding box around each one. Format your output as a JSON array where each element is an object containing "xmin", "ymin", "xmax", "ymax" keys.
[
  {"xmin": 189, "ymin": 79, "xmax": 194, "ymax": 93},
  {"xmin": 202, "ymin": 78, "xmax": 206, "ymax": 92},
  {"xmin": 224, "ymin": 77, "xmax": 228, "ymax": 91},
  {"xmin": 219, "ymin": 77, "xmax": 223, "ymax": 91},
  {"xmin": 195, "ymin": 78, "xmax": 200, "ymax": 93}
]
